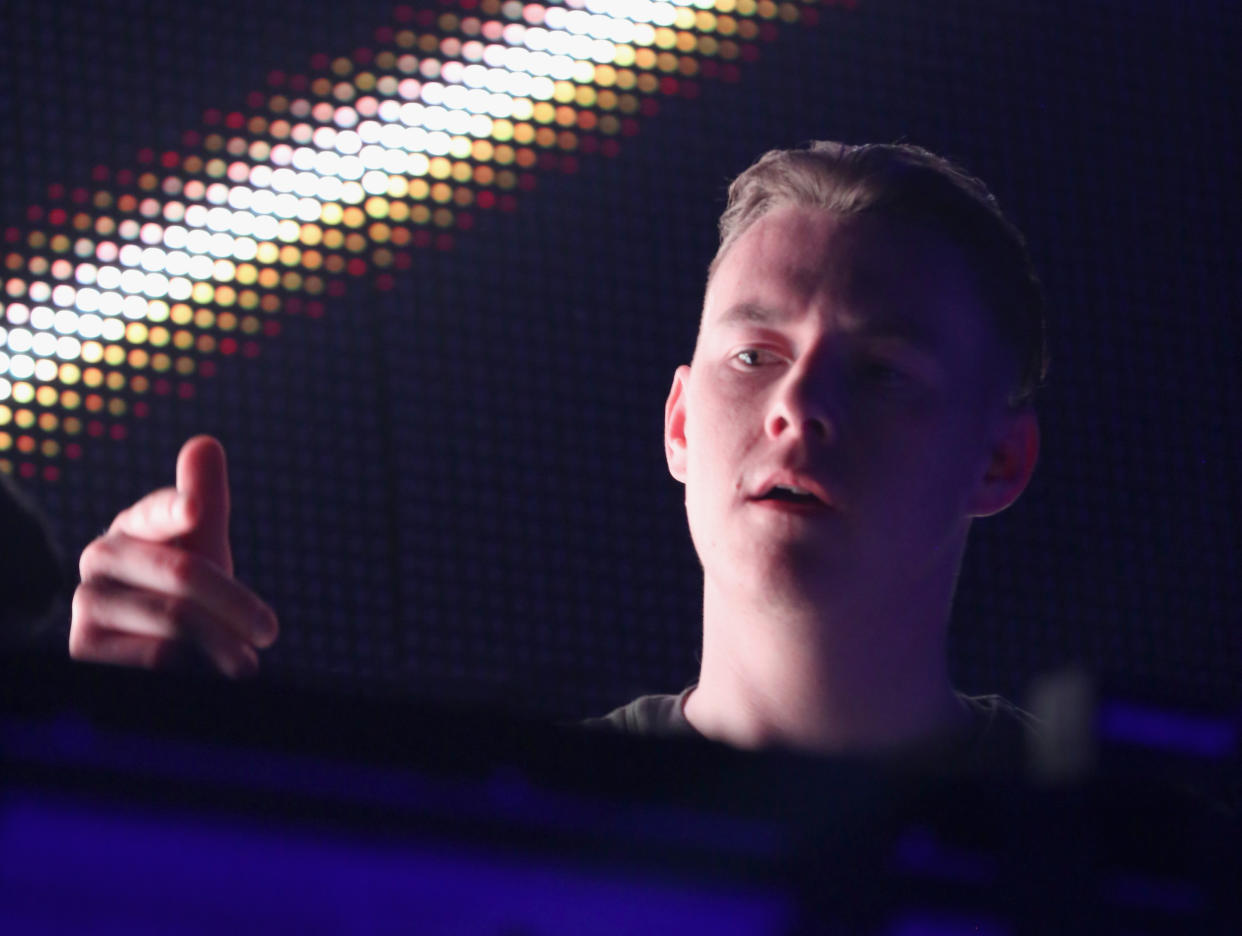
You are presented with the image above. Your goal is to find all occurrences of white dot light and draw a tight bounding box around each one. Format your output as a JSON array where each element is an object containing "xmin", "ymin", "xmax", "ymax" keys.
[
  {"xmin": 30, "ymin": 306, "xmax": 54, "ymax": 331},
  {"xmin": 98, "ymin": 292, "xmax": 123, "ymax": 318},
  {"xmin": 208, "ymin": 233, "xmax": 235, "ymax": 258},
  {"xmin": 185, "ymin": 230, "xmax": 212, "ymax": 255},
  {"xmin": 77, "ymin": 314, "xmax": 102, "ymax": 338},
  {"xmin": 120, "ymin": 270, "xmax": 146, "ymax": 294},
  {"xmin": 142, "ymin": 273, "xmax": 169, "ymax": 298},
  {"xmin": 233, "ymin": 238, "xmax": 258, "ymax": 262},
  {"xmin": 57, "ymin": 336, "xmax": 81, "ymax": 359},
  {"xmin": 74, "ymin": 288, "xmax": 100, "ymax": 313},
  {"xmin": 140, "ymin": 248, "xmax": 166, "ymax": 272},
  {"xmin": 227, "ymin": 186, "xmax": 254, "ymax": 210},
  {"xmin": 250, "ymin": 165, "xmax": 273, "ymax": 188},
  {"xmin": 292, "ymin": 147, "xmax": 317, "ymax": 172},
  {"xmin": 9, "ymin": 355, "xmax": 34, "ymax": 380},
  {"xmin": 229, "ymin": 211, "xmax": 255, "ymax": 237},
  {"xmin": 335, "ymin": 130, "xmax": 363, "ymax": 155},
  {"xmin": 163, "ymin": 226, "xmax": 188, "ymax": 250},
  {"xmin": 185, "ymin": 204, "xmax": 209, "ymax": 228},
  {"xmin": 361, "ymin": 170, "xmax": 390, "ymax": 195},
  {"xmin": 296, "ymin": 198, "xmax": 322, "ymax": 222},
  {"xmin": 122, "ymin": 295, "xmax": 149, "ymax": 319},
  {"xmin": 338, "ymin": 156, "xmax": 364, "ymax": 180},
  {"xmin": 118, "ymin": 244, "xmax": 143, "ymax": 268},
  {"xmin": 294, "ymin": 173, "xmax": 319, "ymax": 198},
  {"xmin": 314, "ymin": 175, "xmax": 344, "ymax": 203},
  {"xmin": 53, "ymin": 310, "xmax": 78, "ymax": 335},
  {"xmin": 32, "ymin": 332, "xmax": 57, "ymax": 357},
  {"xmin": 252, "ymin": 215, "xmax": 279, "ymax": 241}
]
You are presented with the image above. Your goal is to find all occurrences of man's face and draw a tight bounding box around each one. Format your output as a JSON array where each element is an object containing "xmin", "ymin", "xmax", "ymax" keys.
[{"xmin": 665, "ymin": 206, "xmax": 1036, "ymax": 608}]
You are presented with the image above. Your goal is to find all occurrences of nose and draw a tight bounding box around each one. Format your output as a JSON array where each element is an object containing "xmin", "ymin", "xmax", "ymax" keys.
[{"xmin": 764, "ymin": 356, "xmax": 838, "ymax": 444}]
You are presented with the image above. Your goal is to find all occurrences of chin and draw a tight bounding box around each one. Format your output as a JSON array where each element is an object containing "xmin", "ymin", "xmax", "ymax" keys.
[{"xmin": 716, "ymin": 537, "xmax": 848, "ymax": 602}]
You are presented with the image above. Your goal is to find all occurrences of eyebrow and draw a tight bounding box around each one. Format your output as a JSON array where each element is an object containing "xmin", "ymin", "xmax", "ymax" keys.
[
  {"xmin": 714, "ymin": 302, "xmax": 793, "ymax": 327},
  {"xmin": 858, "ymin": 314, "xmax": 943, "ymax": 352},
  {"xmin": 714, "ymin": 300, "xmax": 941, "ymax": 351}
]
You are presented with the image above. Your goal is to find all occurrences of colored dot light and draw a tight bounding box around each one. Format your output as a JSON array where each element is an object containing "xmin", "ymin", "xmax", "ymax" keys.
[{"xmin": 1, "ymin": 0, "xmax": 832, "ymax": 479}]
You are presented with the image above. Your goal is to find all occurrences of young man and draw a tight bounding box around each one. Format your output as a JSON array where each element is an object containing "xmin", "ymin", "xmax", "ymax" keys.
[
  {"xmin": 69, "ymin": 141, "xmax": 1045, "ymax": 759},
  {"xmin": 584, "ymin": 142, "xmax": 1045, "ymax": 756}
]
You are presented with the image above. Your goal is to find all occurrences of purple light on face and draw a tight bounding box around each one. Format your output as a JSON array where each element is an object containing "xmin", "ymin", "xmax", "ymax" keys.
[{"xmin": 1097, "ymin": 702, "xmax": 1237, "ymax": 759}]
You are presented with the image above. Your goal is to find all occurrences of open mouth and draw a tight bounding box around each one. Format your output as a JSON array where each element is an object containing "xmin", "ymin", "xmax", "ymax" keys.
[{"xmin": 755, "ymin": 484, "xmax": 825, "ymax": 507}]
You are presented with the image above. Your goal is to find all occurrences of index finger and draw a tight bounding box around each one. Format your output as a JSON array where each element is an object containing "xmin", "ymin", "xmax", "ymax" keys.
[{"xmin": 109, "ymin": 487, "xmax": 197, "ymax": 543}]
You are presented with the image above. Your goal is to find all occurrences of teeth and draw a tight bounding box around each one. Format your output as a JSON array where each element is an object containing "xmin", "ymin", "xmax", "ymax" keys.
[{"xmin": 774, "ymin": 485, "xmax": 810, "ymax": 495}]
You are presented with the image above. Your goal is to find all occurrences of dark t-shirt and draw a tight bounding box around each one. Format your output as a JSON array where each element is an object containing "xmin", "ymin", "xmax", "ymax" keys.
[{"xmin": 581, "ymin": 686, "xmax": 1042, "ymax": 769}]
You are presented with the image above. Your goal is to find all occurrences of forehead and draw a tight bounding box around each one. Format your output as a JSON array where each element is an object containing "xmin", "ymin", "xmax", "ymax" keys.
[{"xmin": 703, "ymin": 207, "xmax": 988, "ymax": 348}]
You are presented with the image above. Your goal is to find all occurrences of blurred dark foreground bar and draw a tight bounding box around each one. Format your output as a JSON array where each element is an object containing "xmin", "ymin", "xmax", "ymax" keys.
[{"xmin": 1, "ymin": 654, "xmax": 1238, "ymax": 935}]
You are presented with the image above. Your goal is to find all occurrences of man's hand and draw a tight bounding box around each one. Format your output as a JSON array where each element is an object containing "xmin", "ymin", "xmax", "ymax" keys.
[{"xmin": 70, "ymin": 436, "xmax": 278, "ymax": 677}]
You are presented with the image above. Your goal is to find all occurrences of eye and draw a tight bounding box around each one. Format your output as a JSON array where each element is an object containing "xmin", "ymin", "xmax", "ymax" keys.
[
  {"xmin": 736, "ymin": 349, "xmax": 761, "ymax": 366},
  {"xmin": 860, "ymin": 359, "xmax": 906, "ymax": 384},
  {"xmin": 733, "ymin": 348, "xmax": 776, "ymax": 367}
]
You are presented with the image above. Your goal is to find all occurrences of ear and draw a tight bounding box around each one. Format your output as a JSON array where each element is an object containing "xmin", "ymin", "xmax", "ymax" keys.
[
  {"xmin": 966, "ymin": 406, "xmax": 1040, "ymax": 518},
  {"xmin": 664, "ymin": 365, "xmax": 691, "ymax": 483}
]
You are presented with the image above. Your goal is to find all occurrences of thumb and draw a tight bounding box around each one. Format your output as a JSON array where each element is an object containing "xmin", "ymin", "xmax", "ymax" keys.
[{"xmin": 175, "ymin": 435, "xmax": 233, "ymax": 575}]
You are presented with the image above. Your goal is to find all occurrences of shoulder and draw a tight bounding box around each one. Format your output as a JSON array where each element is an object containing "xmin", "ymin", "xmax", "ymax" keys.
[{"xmin": 579, "ymin": 686, "xmax": 699, "ymax": 739}]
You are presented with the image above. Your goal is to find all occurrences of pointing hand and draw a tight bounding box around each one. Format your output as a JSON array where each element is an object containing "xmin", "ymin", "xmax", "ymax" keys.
[{"xmin": 70, "ymin": 436, "xmax": 278, "ymax": 677}]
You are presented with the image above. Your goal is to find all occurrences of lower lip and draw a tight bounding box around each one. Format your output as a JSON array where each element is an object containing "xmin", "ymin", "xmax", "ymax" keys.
[{"xmin": 749, "ymin": 498, "xmax": 829, "ymax": 515}]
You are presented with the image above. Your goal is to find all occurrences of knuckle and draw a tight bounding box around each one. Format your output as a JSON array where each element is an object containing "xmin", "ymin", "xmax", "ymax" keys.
[
  {"xmin": 78, "ymin": 536, "xmax": 112, "ymax": 581},
  {"xmin": 159, "ymin": 595, "xmax": 199, "ymax": 634},
  {"xmin": 70, "ymin": 582, "xmax": 100, "ymax": 626},
  {"xmin": 137, "ymin": 494, "xmax": 165, "ymax": 529},
  {"xmin": 109, "ymin": 504, "xmax": 132, "ymax": 531},
  {"xmin": 67, "ymin": 605, "xmax": 100, "ymax": 659},
  {"xmin": 67, "ymin": 622, "xmax": 88, "ymax": 659},
  {"xmin": 158, "ymin": 548, "xmax": 197, "ymax": 589},
  {"xmin": 144, "ymin": 640, "xmax": 183, "ymax": 670}
]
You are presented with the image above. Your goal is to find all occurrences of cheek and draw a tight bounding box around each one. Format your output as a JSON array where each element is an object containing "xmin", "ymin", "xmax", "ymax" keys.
[
  {"xmin": 849, "ymin": 410, "xmax": 983, "ymax": 512},
  {"xmin": 682, "ymin": 384, "xmax": 757, "ymax": 524},
  {"xmin": 685, "ymin": 382, "xmax": 750, "ymax": 464}
]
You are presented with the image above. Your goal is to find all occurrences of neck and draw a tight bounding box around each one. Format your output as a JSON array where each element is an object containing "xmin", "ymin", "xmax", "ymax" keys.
[{"xmin": 684, "ymin": 564, "xmax": 969, "ymax": 755}]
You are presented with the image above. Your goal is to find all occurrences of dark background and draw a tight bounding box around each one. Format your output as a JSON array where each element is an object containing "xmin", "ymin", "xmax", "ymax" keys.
[{"xmin": 2, "ymin": 0, "xmax": 1238, "ymax": 720}]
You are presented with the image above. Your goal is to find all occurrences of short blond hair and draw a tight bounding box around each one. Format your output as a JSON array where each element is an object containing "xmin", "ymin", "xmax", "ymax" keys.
[{"xmin": 710, "ymin": 141, "xmax": 1048, "ymax": 406}]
